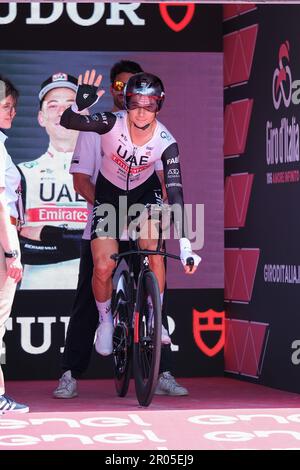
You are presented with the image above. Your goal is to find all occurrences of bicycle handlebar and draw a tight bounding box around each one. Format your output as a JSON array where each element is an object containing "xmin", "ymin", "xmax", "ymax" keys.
[
  {"xmin": 111, "ymin": 251, "xmax": 195, "ymax": 272},
  {"xmin": 111, "ymin": 249, "xmax": 181, "ymax": 262}
]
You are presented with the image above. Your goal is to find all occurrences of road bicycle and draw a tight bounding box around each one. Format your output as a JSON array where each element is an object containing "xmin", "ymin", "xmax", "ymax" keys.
[{"xmin": 111, "ymin": 204, "xmax": 193, "ymax": 407}]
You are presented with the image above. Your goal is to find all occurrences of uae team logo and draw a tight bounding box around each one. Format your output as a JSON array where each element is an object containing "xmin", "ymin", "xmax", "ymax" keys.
[{"xmin": 272, "ymin": 40, "xmax": 292, "ymax": 110}]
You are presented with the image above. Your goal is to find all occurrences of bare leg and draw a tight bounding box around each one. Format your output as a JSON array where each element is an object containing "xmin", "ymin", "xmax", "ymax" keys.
[
  {"xmin": 91, "ymin": 237, "xmax": 118, "ymax": 356},
  {"xmin": 91, "ymin": 237, "xmax": 118, "ymax": 302},
  {"xmin": 139, "ymin": 218, "xmax": 165, "ymax": 293}
]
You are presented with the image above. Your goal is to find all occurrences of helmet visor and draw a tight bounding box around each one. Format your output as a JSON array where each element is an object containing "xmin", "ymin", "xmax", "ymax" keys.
[{"xmin": 126, "ymin": 94, "xmax": 160, "ymax": 112}]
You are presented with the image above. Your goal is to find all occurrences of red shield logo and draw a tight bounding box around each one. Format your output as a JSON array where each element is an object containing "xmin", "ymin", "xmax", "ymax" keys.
[
  {"xmin": 193, "ymin": 309, "xmax": 225, "ymax": 357},
  {"xmin": 159, "ymin": 3, "xmax": 195, "ymax": 33}
]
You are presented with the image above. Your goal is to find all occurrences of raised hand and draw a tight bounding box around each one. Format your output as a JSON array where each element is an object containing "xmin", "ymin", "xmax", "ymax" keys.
[{"xmin": 76, "ymin": 69, "xmax": 105, "ymax": 111}]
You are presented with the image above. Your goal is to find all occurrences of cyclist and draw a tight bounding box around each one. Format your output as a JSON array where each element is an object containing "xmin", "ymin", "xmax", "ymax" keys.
[
  {"xmin": 54, "ymin": 61, "xmax": 189, "ymax": 399},
  {"xmin": 18, "ymin": 73, "xmax": 86, "ymax": 290},
  {"xmin": 60, "ymin": 69, "xmax": 201, "ymax": 358}
]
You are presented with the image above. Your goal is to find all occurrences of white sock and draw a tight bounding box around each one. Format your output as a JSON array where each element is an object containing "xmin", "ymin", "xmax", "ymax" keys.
[
  {"xmin": 96, "ymin": 299, "xmax": 113, "ymax": 324},
  {"xmin": 160, "ymin": 291, "xmax": 164, "ymax": 307}
]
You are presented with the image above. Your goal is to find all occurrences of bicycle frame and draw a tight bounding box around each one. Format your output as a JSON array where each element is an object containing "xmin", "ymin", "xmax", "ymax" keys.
[{"xmin": 111, "ymin": 205, "xmax": 182, "ymax": 406}]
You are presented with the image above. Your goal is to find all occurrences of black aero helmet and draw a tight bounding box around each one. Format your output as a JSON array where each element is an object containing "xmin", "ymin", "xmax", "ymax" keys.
[{"xmin": 124, "ymin": 72, "xmax": 165, "ymax": 112}]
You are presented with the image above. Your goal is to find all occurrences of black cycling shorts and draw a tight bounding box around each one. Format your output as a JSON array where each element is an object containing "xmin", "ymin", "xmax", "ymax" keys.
[{"xmin": 91, "ymin": 172, "xmax": 162, "ymax": 240}]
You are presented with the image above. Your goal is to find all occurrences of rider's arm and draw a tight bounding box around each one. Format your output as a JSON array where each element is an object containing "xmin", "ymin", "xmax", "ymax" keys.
[
  {"xmin": 155, "ymin": 169, "xmax": 167, "ymax": 202},
  {"xmin": 60, "ymin": 107, "xmax": 116, "ymax": 134},
  {"xmin": 161, "ymin": 142, "xmax": 188, "ymax": 238},
  {"xmin": 18, "ymin": 235, "xmax": 81, "ymax": 265},
  {"xmin": 61, "ymin": 80, "xmax": 116, "ymax": 134},
  {"xmin": 161, "ymin": 143, "xmax": 201, "ymax": 272}
]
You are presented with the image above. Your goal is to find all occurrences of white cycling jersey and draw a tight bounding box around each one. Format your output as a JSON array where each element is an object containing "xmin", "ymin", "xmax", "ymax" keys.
[
  {"xmin": 98, "ymin": 110, "xmax": 175, "ymax": 189},
  {"xmin": 18, "ymin": 144, "xmax": 88, "ymax": 290},
  {"xmin": 61, "ymin": 106, "xmax": 187, "ymax": 238},
  {"xmin": 61, "ymin": 85, "xmax": 201, "ymax": 270}
]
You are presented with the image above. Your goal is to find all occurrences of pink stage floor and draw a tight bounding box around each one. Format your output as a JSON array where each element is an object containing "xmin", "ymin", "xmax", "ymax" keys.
[{"xmin": 2, "ymin": 377, "xmax": 300, "ymax": 450}]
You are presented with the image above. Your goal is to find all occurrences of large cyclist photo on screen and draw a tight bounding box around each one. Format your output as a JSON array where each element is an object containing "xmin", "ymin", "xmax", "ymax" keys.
[{"xmin": 0, "ymin": 50, "xmax": 223, "ymax": 290}]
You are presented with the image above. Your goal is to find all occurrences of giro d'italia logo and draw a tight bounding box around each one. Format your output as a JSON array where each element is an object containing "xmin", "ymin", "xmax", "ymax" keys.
[{"xmin": 272, "ymin": 41, "xmax": 292, "ymax": 110}]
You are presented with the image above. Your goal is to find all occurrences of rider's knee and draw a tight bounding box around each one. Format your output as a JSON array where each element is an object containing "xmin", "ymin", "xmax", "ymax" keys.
[
  {"xmin": 93, "ymin": 261, "xmax": 114, "ymax": 282},
  {"xmin": 141, "ymin": 238, "xmax": 158, "ymax": 251}
]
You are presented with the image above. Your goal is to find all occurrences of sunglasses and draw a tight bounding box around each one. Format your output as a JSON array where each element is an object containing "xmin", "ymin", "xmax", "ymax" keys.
[{"xmin": 112, "ymin": 80, "xmax": 126, "ymax": 92}]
